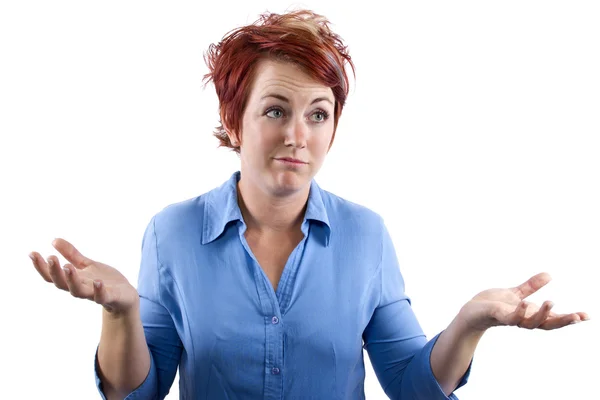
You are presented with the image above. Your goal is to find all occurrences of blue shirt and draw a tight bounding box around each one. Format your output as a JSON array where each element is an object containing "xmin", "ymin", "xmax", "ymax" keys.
[{"xmin": 94, "ymin": 171, "xmax": 470, "ymax": 399}]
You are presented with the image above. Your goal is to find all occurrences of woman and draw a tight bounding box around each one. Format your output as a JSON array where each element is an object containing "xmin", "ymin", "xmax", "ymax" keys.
[{"xmin": 29, "ymin": 9, "xmax": 588, "ymax": 400}]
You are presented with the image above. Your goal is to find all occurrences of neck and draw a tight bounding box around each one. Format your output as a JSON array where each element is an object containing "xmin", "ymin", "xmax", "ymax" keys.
[{"xmin": 237, "ymin": 176, "xmax": 309, "ymax": 234}]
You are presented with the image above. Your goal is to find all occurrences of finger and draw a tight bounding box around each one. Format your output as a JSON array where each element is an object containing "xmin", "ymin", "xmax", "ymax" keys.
[
  {"xmin": 93, "ymin": 281, "xmax": 117, "ymax": 313},
  {"xmin": 92, "ymin": 280, "xmax": 109, "ymax": 306},
  {"xmin": 503, "ymin": 300, "xmax": 528, "ymax": 326},
  {"xmin": 52, "ymin": 238, "xmax": 93, "ymax": 269},
  {"xmin": 47, "ymin": 256, "xmax": 69, "ymax": 290},
  {"xmin": 518, "ymin": 301, "xmax": 554, "ymax": 329},
  {"xmin": 519, "ymin": 300, "xmax": 537, "ymax": 318},
  {"xmin": 577, "ymin": 312, "xmax": 590, "ymax": 321},
  {"xmin": 29, "ymin": 252, "xmax": 52, "ymax": 282},
  {"xmin": 539, "ymin": 313, "xmax": 584, "ymax": 330},
  {"xmin": 512, "ymin": 272, "xmax": 552, "ymax": 299},
  {"xmin": 63, "ymin": 264, "xmax": 94, "ymax": 299}
]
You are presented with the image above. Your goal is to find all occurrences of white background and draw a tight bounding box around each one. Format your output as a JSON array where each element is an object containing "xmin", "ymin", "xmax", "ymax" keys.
[{"xmin": 1, "ymin": 1, "xmax": 598, "ymax": 399}]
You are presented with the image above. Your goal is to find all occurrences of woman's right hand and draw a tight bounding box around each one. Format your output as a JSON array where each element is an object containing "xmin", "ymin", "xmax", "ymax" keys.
[{"xmin": 29, "ymin": 238, "xmax": 139, "ymax": 315}]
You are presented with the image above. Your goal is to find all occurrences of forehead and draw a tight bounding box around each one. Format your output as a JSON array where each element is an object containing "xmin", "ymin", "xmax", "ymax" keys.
[{"xmin": 249, "ymin": 59, "xmax": 333, "ymax": 101}]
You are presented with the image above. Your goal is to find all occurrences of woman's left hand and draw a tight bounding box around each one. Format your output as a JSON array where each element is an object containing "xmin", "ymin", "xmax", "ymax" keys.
[{"xmin": 458, "ymin": 272, "xmax": 589, "ymax": 332}]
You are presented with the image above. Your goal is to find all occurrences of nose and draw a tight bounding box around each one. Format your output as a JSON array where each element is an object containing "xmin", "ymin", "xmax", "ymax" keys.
[{"xmin": 284, "ymin": 117, "xmax": 308, "ymax": 148}]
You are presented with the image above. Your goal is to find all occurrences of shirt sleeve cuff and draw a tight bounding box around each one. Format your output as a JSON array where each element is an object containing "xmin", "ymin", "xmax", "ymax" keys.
[
  {"xmin": 94, "ymin": 345, "xmax": 158, "ymax": 400},
  {"xmin": 406, "ymin": 331, "xmax": 473, "ymax": 400}
]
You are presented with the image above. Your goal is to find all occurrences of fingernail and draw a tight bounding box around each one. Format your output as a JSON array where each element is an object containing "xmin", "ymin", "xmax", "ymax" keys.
[
  {"xmin": 47, "ymin": 258, "xmax": 54, "ymax": 267},
  {"xmin": 569, "ymin": 320, "xmax": 580, "ymax": 325},
  {"xmin": 62, "ymin": 267, "xmax": 70, "ymax": 275},
  {"xmin": 29, "ymin": 254, "xmax": 35, "ymax": 261},
  {"xmin": 94, "ymin": 281, "xmax": 101, "ymax": 289}
]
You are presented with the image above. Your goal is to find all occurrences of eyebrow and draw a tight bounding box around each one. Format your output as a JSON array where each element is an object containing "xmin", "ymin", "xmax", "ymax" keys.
[{"xmin": 260, "ymin": 93, "xmax": 334, "ymax": 106}]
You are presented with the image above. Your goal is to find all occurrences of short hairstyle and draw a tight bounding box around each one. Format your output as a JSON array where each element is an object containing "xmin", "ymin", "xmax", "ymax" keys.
[{"xmin": 203, "ymin": 9, "xmax": 355, "ymax": 152}]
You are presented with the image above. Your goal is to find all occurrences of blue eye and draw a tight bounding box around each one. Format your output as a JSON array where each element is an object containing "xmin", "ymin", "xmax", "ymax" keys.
[
  {"xmin": 266, "ymin": 108, "xmax": 284, "ymax": 119},
  {"xmin": 311, "ymin": 111, "xmax": 329, "ymax": 122},
  {"xmin": 264, "ymin": 107, "xmax": 330, "ymax": 122}
]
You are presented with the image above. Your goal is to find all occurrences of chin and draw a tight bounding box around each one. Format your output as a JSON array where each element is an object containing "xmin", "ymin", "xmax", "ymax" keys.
[{"xmin": 270, "ymin": 171, "xmax": 310, "ymax": 197}]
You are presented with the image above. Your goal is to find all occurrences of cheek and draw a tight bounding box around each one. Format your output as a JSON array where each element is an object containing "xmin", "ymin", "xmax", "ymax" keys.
[
  {"xmin": 311, "ymin": 130, "xmax": 334, "ymax": 156},
  {"xmin": 257, "ymin": 122, "xmax": 280, "ymax": 142},
  {"xmin": 243, "ymin": 120, "xmax": 281, "ymax": 156}
]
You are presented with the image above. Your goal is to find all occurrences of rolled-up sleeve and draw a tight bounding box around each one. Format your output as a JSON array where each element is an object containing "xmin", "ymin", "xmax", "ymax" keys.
[
  {"xmin": 94, "ymin": 346, "xmax": 159, "ymax": 400},
  {"xmin": 94, "ymin": 216, "xmax": 183, "ymax": 399},
  {"xmin": 363, "ymin": 219, "xmax": 471, "ymax": 400}
]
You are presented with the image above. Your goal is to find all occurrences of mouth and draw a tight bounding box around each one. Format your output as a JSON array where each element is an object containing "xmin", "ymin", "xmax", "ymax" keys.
[{"xmin": 275, "ymin": 157, "xmax": 307, "ymax": 165}]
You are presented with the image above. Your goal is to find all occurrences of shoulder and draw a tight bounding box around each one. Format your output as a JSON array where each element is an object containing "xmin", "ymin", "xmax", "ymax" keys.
[
  {"xmin": 150, "ymin": 191, "xmax": 211, "ymax": 238},
  {"xmin": 319, "ymin": 187, "xmax": 384, "ymax": 235}
]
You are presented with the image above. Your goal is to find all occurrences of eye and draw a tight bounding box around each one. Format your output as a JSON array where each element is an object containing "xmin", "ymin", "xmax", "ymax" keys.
[
  {"xmin": 265, "ymin": 108, "xmax": 284, "ymax": 119},
  {"xmin": 311, "ymin": 110, "xmax": 330, "ymax": 123}
]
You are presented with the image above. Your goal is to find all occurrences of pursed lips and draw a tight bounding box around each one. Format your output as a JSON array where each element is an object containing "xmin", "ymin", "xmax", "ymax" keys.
[{"xmin": 274, "ymin": 157, "xmax": 307, "ymax": 164}]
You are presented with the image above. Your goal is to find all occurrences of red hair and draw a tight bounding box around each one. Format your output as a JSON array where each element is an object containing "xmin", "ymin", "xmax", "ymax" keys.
[{"xmin": 203, "ymin": 9, "xmax": 355, "ymax": 152}]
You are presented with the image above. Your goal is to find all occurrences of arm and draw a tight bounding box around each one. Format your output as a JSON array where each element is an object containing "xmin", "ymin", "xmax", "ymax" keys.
[
  {"xmin": 30, "ymin": 218, "xmax": 181, "ymax": 400},
  {"xmin": 366, "ymin": 219, "xmax": 589, "ymax": 399},
  {"xmin": 430, "ymin": 314, "xmax": 482, "ymax": 396},
  {"xmin": 96, "ymin": 304, "xmax": 151, "ymax": 400},
  {"xmin": 95, "ymin": 216, "xmax": 183, "ymax": 400},
  {"xmin": 431, "ymin": 271, "xmax": 590, "ymax": 396},
  {"xmin": 363, "ymin": 219, "xmax": 471, "ymax": 400}
]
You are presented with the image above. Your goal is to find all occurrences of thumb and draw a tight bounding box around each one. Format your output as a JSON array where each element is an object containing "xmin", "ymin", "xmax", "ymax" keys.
[
  {"xmin": 92, "ymin": 280, "xmax": 111, "ymax": 309},
  {"xmin": 512, "ymin": 272, "xmax": 552, "ymax": 299}
]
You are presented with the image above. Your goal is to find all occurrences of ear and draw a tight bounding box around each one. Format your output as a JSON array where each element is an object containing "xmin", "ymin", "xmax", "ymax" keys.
[{"xmin": 225, "ymin": 127, "xmax": 241, "ymax": 147}]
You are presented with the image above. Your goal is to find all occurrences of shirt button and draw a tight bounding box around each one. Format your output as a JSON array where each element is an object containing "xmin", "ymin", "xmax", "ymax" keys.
[
  {"xmin": 272, "ymin": 367, "xmax": 280, "ymax": 375},
  {"xmin": 271, "ymin": 316, "xmax": 279, "ymax": 324}
]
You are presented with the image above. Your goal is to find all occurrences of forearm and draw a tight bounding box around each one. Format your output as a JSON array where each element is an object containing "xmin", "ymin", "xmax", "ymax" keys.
[
  {"xmin": 430, "ymin": 311, "xmax": 484, "ymax": 396},
  {"xmin": 97, "ymin": 301, "xmax": 151, "ymax": 400}
]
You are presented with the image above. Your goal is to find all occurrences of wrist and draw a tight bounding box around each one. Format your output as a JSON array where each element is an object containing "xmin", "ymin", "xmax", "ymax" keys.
[
  {"xmin": 102, "ymin": 297, "xmax": 140, "ymax": 321},
  {"xmin": 455, "ymin": 302, "xmax": 491, "ymax": 338}
]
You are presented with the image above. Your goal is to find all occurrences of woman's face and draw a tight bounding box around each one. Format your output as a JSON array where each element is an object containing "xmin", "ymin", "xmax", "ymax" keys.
[{"xmin": 231, "ymin": 59, "xmax": 335, "ymax": 198}]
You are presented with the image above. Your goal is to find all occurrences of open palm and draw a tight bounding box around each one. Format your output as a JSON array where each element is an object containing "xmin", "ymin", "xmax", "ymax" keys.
[
  {"xmin": 460, "ymin": 272, "xmax": 589, "ymax": 332},
  {"xmin": 30, "ymin": 238, "xmax": 138, "ymax": 314}
]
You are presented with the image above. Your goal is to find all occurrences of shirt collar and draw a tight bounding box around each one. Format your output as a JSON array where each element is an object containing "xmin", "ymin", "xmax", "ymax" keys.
[{"xmin": 202, "ymin": 171, "xmax": 331, "ymax": 246}]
